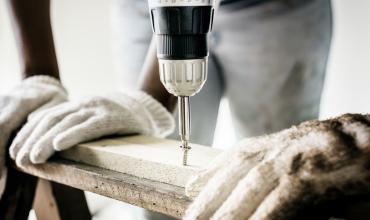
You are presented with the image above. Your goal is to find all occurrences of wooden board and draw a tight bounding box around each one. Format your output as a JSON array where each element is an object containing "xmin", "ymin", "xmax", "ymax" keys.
[
  {"xmin": 13, "ymin": 135, "xmax": 370, "ymax": 219},
  {"xmin": 14, "ymin": 135, "xmax": 221, "ymax": 218},
  {"xmin": 59, "ymin": 135, "xmax": 222, "ymax": 187},
  {"xmin": 17, "ymin": 160, "xmax": 191, "ymax": 218}
]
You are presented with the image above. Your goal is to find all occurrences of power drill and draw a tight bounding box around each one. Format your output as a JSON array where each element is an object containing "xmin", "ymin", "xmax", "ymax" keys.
[{"xmin": 148, "ymin": 0, "xmax": 216, "ymax": 165}]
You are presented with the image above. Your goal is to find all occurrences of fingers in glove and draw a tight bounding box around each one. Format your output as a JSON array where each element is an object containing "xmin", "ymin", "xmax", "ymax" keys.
[
  {"xmin": 13, "ymin": 105, "xmax": 79, "ymax": 167},
  {"xmin": 184, "ymin": 151, "xmax": 264, "ymax": 220},
  {"xmin": 211, "ymin": 161, "xmax": 279, "ymax": 220},
  {"xmin": 9, "ymin": 111, "xmax": 48, "ymax": 160},
  {"xmin": 186, "ymin": 150, "xmax": 233, "ymax": 198},
  {"xmin": 53, "ymin": 116, "xmax": 117, "ymax": 151},
  {"xmin": 337, "ymin": 114, "xmax": 370, "ymax": 150},
  {"xmin": 9, "ymin": 104, "xmax": 68, "ymax": 160},
  {"xmin": 186, "ymin": 136, "xmax": 273, "ymax": 198},
  {"xmin": 249, "ymin": 176, "xmax": 309, "ymax": 220},
  {"xmin": 30, "ymin": 110, "xmax": 94, "ymax": 164}
]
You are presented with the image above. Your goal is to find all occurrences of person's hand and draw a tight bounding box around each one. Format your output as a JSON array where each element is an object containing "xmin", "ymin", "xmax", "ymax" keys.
[
  {"xmin": 185, "ymin": 114, "xmax": 370, "ymax": 220},
  {"xmin": 9, "ymin": 91, "xmax": 175, "ymax": 167},
  {"xmin": 0, "ymin": 75, "xmax": 66, "ymax": 196}
]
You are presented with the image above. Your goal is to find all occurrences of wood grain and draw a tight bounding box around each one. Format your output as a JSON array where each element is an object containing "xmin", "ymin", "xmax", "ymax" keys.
[
  {"xmin": 59, "ymin": 135, "xmax": 221, "ymax": 187},
  {"xmin": 17, "ymin": 159, "xmax": 192, "ymax": 218}
]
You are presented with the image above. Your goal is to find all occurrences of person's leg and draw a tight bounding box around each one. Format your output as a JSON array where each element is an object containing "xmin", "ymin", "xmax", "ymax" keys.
[
  {"xmin": 111, "ymin": 0, "xmax": 152, "ymax": 90},
  {"xmin": 214, "ymin": 0, "xmax": 332, "ymax": 139}
]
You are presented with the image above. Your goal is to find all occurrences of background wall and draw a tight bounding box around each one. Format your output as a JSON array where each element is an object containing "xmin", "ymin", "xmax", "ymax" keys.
[
  {"xmin": 0, "ymin": 0, "xmax": 116, "ymax": 96},
  {"xmin": 0, "ymin": 0, "xmax": 369, "ymax": 219},
  {"xmin": 321, "ymin": 0, "xmax": 370, "ymax": 117}
]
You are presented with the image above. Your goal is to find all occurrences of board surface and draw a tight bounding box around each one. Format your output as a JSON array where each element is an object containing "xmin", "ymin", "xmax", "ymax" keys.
[{"xmin": 59, "ymin": 135, "xmax": 222, "ymax": 187}]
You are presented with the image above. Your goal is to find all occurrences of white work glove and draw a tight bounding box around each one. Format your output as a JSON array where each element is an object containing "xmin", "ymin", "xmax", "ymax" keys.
[
  {"xmin": 9, "ymin": 91, "xmax": 175, "ymax": 166},
  {"xmin": 185, "ymin": 114, "xmax": 370, "ymax": 220},
  {"xmin": 0, "ymin": 75, "xmax": 67, "ymax": 196}
]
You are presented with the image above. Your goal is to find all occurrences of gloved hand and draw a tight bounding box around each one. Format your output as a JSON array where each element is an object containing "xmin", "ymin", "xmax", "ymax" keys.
[
  {"xmin": 9, "ymin": 91, "xmax": 175, "ymax": 167},
  {"xmin": 185, "ymin": 114, "xmax": 370, "ymax": 220},
  {"xmin": 0, "ymin": 75, "xmax": 67, "ymax": 196}
]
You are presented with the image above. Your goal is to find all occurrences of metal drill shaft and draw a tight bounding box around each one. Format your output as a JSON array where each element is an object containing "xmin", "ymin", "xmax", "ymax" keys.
[
  {"xmin": 182, "ymin": 140, "xmax": 189, "ymax": 166},
  {"xmin": 178, "ymin": 96, "xmax": 191, "ymax": 166}
]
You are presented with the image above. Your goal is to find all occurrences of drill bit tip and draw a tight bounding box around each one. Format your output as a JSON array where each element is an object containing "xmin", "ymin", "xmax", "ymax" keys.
[
  {"xmin": 178, "ymin": 96, "xmax": 191, "ymax": 166},
  {"xmin": 180, "ymin": 141, "xmax": 191, "ymax": 166}
]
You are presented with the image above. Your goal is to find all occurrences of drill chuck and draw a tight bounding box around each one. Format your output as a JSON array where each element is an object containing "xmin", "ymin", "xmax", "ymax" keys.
[
  {"xmin": 158, "ymin": 58, "xmax": 207, "ymax": 96},
  {"xmin": 148, "ymin": 0, "xmax": 215, "ymax": 97}
]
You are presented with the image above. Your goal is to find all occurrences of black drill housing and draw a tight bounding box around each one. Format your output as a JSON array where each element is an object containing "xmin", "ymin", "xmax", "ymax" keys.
[{"xmin": 150, "ymin": 6, "xmax": 214, "ymax": 60}]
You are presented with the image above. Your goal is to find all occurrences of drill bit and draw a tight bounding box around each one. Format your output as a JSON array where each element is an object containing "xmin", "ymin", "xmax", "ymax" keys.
[{"xmin": 178, "ymin": 96, "xmax": 191, "ymax": 166}]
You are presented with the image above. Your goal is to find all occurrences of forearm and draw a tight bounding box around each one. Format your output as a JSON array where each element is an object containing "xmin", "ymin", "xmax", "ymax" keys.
[
  {"xmin": 139, "ymin": 37, "xmax": 177, "ymax": 113},
  {"xmin": 7, "ymin": 0, "xmax": 59, "ymax": 79}
]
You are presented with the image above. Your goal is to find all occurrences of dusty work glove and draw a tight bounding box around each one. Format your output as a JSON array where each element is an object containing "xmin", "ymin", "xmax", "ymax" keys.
[
  {"xmin": 9, "ymin": 91, "xmax": 175, "ymax": 166},
  {"xmin": 0, "ymin": 75, "xmax": 66, "ymax": 196},
  {"xmin": 185, "ymin": 114, "xmax": 370, "ymax": 220}
]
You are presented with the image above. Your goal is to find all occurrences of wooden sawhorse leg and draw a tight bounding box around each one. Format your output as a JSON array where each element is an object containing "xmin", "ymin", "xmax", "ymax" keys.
[{"xmin": 0, "ymin": 167, "xmax": 91, "ymax": 220}]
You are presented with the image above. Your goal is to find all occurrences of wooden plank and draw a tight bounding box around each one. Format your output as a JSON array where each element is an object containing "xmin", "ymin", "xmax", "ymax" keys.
[
  {"xmin": 11, "ymin": 135, "xmax": 370, "ymax": 219},
  {"xmin": 17, "ymin": 159, "xmax": 192, "ymax": 218},
  {"xmin": 59, "ymin": 135, "xmax": 222, "ymax": 187}
]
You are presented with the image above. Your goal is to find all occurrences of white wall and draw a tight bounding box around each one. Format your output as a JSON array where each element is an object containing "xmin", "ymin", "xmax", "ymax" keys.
[
  {"xmin": 0, "ymin": 0, "xmax": 116, "ymax": 97},
  {"xmin": 320, "ymin": 0, "xmax": 370, "ymax": 117},
  {"xmin": 1, "ymin": 0, "xmax": 369, "ymax": 113},
  {"xmin": 0, "ymin": 0, "xmax": 20, "ymax": 88}
]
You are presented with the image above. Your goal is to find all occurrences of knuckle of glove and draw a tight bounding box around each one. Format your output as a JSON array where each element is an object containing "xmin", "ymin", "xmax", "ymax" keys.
[
  {"xmin": 283, "ymin": 114, "xmax": 370, "ymax": 188},
  {"xmin": 81, "ymin": 96, "xmax": 108, "ymax": 107},
  {"xmin": 185, "ymin": 114, "xmax": 370, "ymax": 220}
]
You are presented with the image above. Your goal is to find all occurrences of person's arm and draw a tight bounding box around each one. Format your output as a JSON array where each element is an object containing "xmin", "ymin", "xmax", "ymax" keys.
[
  {"xmin": 0, "ymin": 0, "xmax": 66, "ymax": 177},
  {"xmin": 6, "ymin": 37, "xmax": 175, "ymax": 166},
  {"xmin": 139, "ymin": 36, "xmax": 177, "ymax": 113},
  {"xmin": 7, "ymin": 0, "xmax": 60, "ymax": 80}
]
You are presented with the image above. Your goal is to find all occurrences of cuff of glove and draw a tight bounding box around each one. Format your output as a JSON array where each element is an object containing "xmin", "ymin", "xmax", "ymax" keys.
[
  {"xmin": 23, "ymin": 75, "xmax": 66, "ymax": 93},
  {"xmin": 127, "ymin": 91, "xmax": 175, "ymax": 138}
]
